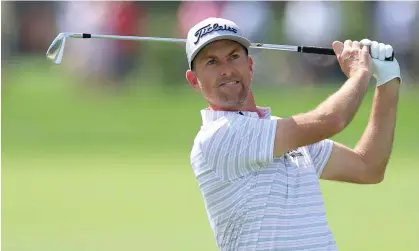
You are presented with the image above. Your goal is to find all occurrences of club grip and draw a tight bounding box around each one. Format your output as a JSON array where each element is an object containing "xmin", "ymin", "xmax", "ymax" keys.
[
  {"xmin": 298, "ymin": 46, "xmax": 395, "ymax": 61},
  {"xmin": 298, "ymin": 46, "xmax": 335, "ymax": 56}
]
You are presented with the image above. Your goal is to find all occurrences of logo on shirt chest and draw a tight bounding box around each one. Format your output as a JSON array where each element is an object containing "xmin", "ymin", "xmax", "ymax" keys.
[{"xmin": 286, "ymin": 149, "xmax": 304, "ymax": 158}]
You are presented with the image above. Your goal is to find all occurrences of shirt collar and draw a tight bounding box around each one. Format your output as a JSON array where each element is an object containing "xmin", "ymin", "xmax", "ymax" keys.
[{"xmin": 200, "ymin": 106, "xmax": 272, "ymax": 125}]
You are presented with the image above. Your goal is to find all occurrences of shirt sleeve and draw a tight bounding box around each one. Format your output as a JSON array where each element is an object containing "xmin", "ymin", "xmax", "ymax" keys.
[
  {"xmin": 199, "ymin": 115, "xmax": 277, "ymax": 182},
  {"xmin": 306, "ymin": 139, "xmax": 334, "ymax": 178}
]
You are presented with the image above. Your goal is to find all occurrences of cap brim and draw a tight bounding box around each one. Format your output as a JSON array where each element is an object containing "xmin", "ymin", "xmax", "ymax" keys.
[{"xmin": 189, "ymin": 35, "xmax": 251, "ymax": 68}]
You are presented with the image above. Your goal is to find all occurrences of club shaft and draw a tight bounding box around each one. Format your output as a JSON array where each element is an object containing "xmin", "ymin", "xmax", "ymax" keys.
[
  {"xmin": 78, "ymin": 33, "xmax": 187, "ymax": 43},
  {"xmin": 71, "ymin": 33, "xmax": 302, "ymax": 52},
  {"xmin": 48, "ymin": 32, "xmax": 395, "ymax": 63}
]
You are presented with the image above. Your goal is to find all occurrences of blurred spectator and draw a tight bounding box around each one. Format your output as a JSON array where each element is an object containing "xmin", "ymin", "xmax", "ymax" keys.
[
  {"xmin": 1, "ymin": 1, "xmax": 56, "ymax": 65},
  {"xmin": 56, "ymin": 1, "xmax": 116, "ymax": 87},
  {"xmin": 372, "ymin": 1, "xmax": 419, "ymax": 84},
  {"xmin": 1, "ymin": 1, "xmax": 18, "ymax": 64},
  {"xmin": 220, "ymin": 1, "xmax": 272, "ymax": 82},
  {"xmin": 177, "ymin": 1, "xmax": 223, "ymax": 38},
  {"xmin": 220, "ymin": 1, "xmax": 271, "ymax": 43},
  {"xmin": 282, "ymin": 1, "xmax": 345, "ymax": 85},
  {"xmin": 284, "ymin": 2, "xmax": 342, "ymax": 48},
  {"xmin": 2, "ymin": 1, "xmax": 418, "ymax": 87},
  {"xmin": 55, "ymin": 1, "xmax": 148, "ymax": 89},
  {"xmin": 16, "ymin": 2, "xmax": 57, "ymax": 53},
  {"xmin": 168, "ymin": 1, "xmax": 224, "ymax": 88},
  {"xmin": 107, "ymin": 1, "xmax": 148, "ymax": 85}
]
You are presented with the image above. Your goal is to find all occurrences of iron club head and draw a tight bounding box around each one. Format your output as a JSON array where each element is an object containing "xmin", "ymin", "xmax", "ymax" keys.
[
  {"xmin": 46, "ymin": 33, "xmax": 84, "ymax": 64},
  {"xmin": 46, "ymin": 33, "xmax": 68, "ymax": 64}
]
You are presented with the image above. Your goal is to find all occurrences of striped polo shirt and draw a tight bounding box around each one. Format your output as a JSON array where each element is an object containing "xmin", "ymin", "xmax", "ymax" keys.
[{"xmin": 190, "ymin": 107, "xmax": 337, "ymax": 251}]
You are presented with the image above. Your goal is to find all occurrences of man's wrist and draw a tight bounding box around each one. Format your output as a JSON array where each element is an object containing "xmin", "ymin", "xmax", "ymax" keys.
[
  {"xmin": 376, "ymin": 78, "xmax": 401, "ymax": 97},
  {"xmin": 351, "ymin": 70, "xmax": 372, "ymax": 83},
  {"xmin": 377, "ymin": 77, "xmax": 401, "ymax": 87}
]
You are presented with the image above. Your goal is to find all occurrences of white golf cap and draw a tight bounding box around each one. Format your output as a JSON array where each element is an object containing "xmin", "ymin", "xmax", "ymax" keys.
[{"xmin": 186, "ymin": 17, "xmax": 251, "ymax": 69}]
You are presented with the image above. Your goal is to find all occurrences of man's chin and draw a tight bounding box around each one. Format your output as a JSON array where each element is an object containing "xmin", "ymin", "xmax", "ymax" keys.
[{"xmin": 222, "ymin": 96, "xmax": 248, "ymax": 108}]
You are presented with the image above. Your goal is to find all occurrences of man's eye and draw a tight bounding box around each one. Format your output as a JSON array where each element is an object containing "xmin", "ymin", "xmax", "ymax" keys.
[
  {"xmin": 231, "ymin": 54, "xmax": 240, "ymax": 60},
  {"xmin": 207, "ymin": 59, "xmax": 216, "ymax": 65}
]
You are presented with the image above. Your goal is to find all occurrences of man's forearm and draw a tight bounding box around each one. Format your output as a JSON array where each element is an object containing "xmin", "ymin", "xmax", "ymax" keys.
[
  {"xmin": 354, "ymin": 78, "xmax": 400, "ymax": 174},
  {"xmin": 315, "ymin": 71, "xmax": 371, "ymax": 128}
]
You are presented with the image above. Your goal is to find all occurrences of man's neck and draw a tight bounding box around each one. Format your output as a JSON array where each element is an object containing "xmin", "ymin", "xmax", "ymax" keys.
[
  {"xmin": 209, "ymin": 104, "xmax": 258, "ymax": 112},
  {"xmin": 208, "ymin": 91, "xmax": 264, "ymax": 117}
]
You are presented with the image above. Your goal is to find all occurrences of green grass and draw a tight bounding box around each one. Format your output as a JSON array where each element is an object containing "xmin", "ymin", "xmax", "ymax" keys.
[{"xmin": 2, "ymin": 58, "xmax": 419, "ymax": 251}]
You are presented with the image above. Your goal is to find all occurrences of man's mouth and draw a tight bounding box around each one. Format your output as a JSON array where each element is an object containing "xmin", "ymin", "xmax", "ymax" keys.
[{"xmin": 220, "ymin": 81, "xmax": 240, "ymax": 86}]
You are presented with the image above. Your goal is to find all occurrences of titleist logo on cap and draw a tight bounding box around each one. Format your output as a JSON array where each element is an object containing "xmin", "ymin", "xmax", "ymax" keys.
[{"xmin": 194, "ymin": 23, "xmax": 238, "ymax": 45}]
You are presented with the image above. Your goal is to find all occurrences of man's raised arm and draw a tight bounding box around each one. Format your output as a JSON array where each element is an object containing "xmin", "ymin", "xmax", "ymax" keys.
[
  {"xmin": 273, "ymin": 40, "xmax": 372, "ymax": 157},
  {"xmin": 319, "ymin": 39, "xmax": 402, "ymax": 184}
]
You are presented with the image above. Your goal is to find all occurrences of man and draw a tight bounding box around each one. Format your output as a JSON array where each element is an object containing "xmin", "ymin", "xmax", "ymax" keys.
[{"xmin": 186, "ymin": 17, "xmax": 401, "ymax": 251}]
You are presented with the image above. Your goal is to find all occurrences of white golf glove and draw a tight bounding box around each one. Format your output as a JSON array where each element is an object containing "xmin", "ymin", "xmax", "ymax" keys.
[{"xmin": 360, "ymin": 39, "xmax": 402, "ymax": 86}]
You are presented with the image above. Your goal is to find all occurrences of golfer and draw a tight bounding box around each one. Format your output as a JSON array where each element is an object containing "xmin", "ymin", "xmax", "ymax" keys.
[{"xmin": 187, "ymin": 18, "xmax": 401, "ymax": 251}]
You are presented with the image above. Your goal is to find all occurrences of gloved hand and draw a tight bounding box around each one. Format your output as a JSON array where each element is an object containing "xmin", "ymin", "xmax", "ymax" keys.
[{"xmin": 360, "ymin": 39, "xmax": 402, "ymax": 86}]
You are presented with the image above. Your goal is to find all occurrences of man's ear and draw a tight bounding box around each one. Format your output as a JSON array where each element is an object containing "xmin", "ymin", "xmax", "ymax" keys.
[
  {"xmin": 248, "ymin": 56, "xmax": 254, "ymax": 77},
  {"xmin": 186, "ymin": 70, "xmax": 200, "ymax": 91}
]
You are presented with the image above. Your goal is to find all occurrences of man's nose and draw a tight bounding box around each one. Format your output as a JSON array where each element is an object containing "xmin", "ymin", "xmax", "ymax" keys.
[{"xmin": 219, "ymin": 60, "xmax": 234, "ymax": 77}]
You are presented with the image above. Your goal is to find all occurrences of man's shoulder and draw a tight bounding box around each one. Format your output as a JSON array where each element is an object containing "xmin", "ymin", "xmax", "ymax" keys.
[
  {"xmin": 191, "ymin": 113, "xmax": 246, "ymax": 152},
  {"xmin": 198, "ymin": 112, "xmax": 245, "ymax": 132},
  {"xmin": 270, "ymin": 115, "xmax": 281, "ymax": 120},
  {"xmin": 195, "ymin": 111, "xmax": 278, "ymax": 138},
  {"xmin": 192, "ymin": 117, "xmax": 231, "ymax": 148}
]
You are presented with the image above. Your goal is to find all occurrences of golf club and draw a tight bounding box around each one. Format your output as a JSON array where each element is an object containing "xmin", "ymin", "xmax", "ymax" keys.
[{"xmin": 46, "ymin": 32, "xmax": 395, "ymax": 65}]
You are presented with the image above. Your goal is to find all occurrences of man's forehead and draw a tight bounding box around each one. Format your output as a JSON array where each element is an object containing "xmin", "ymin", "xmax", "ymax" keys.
[{"xmin": 199, "ymin": 40, "xmax": 243, "ymax": 57}]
